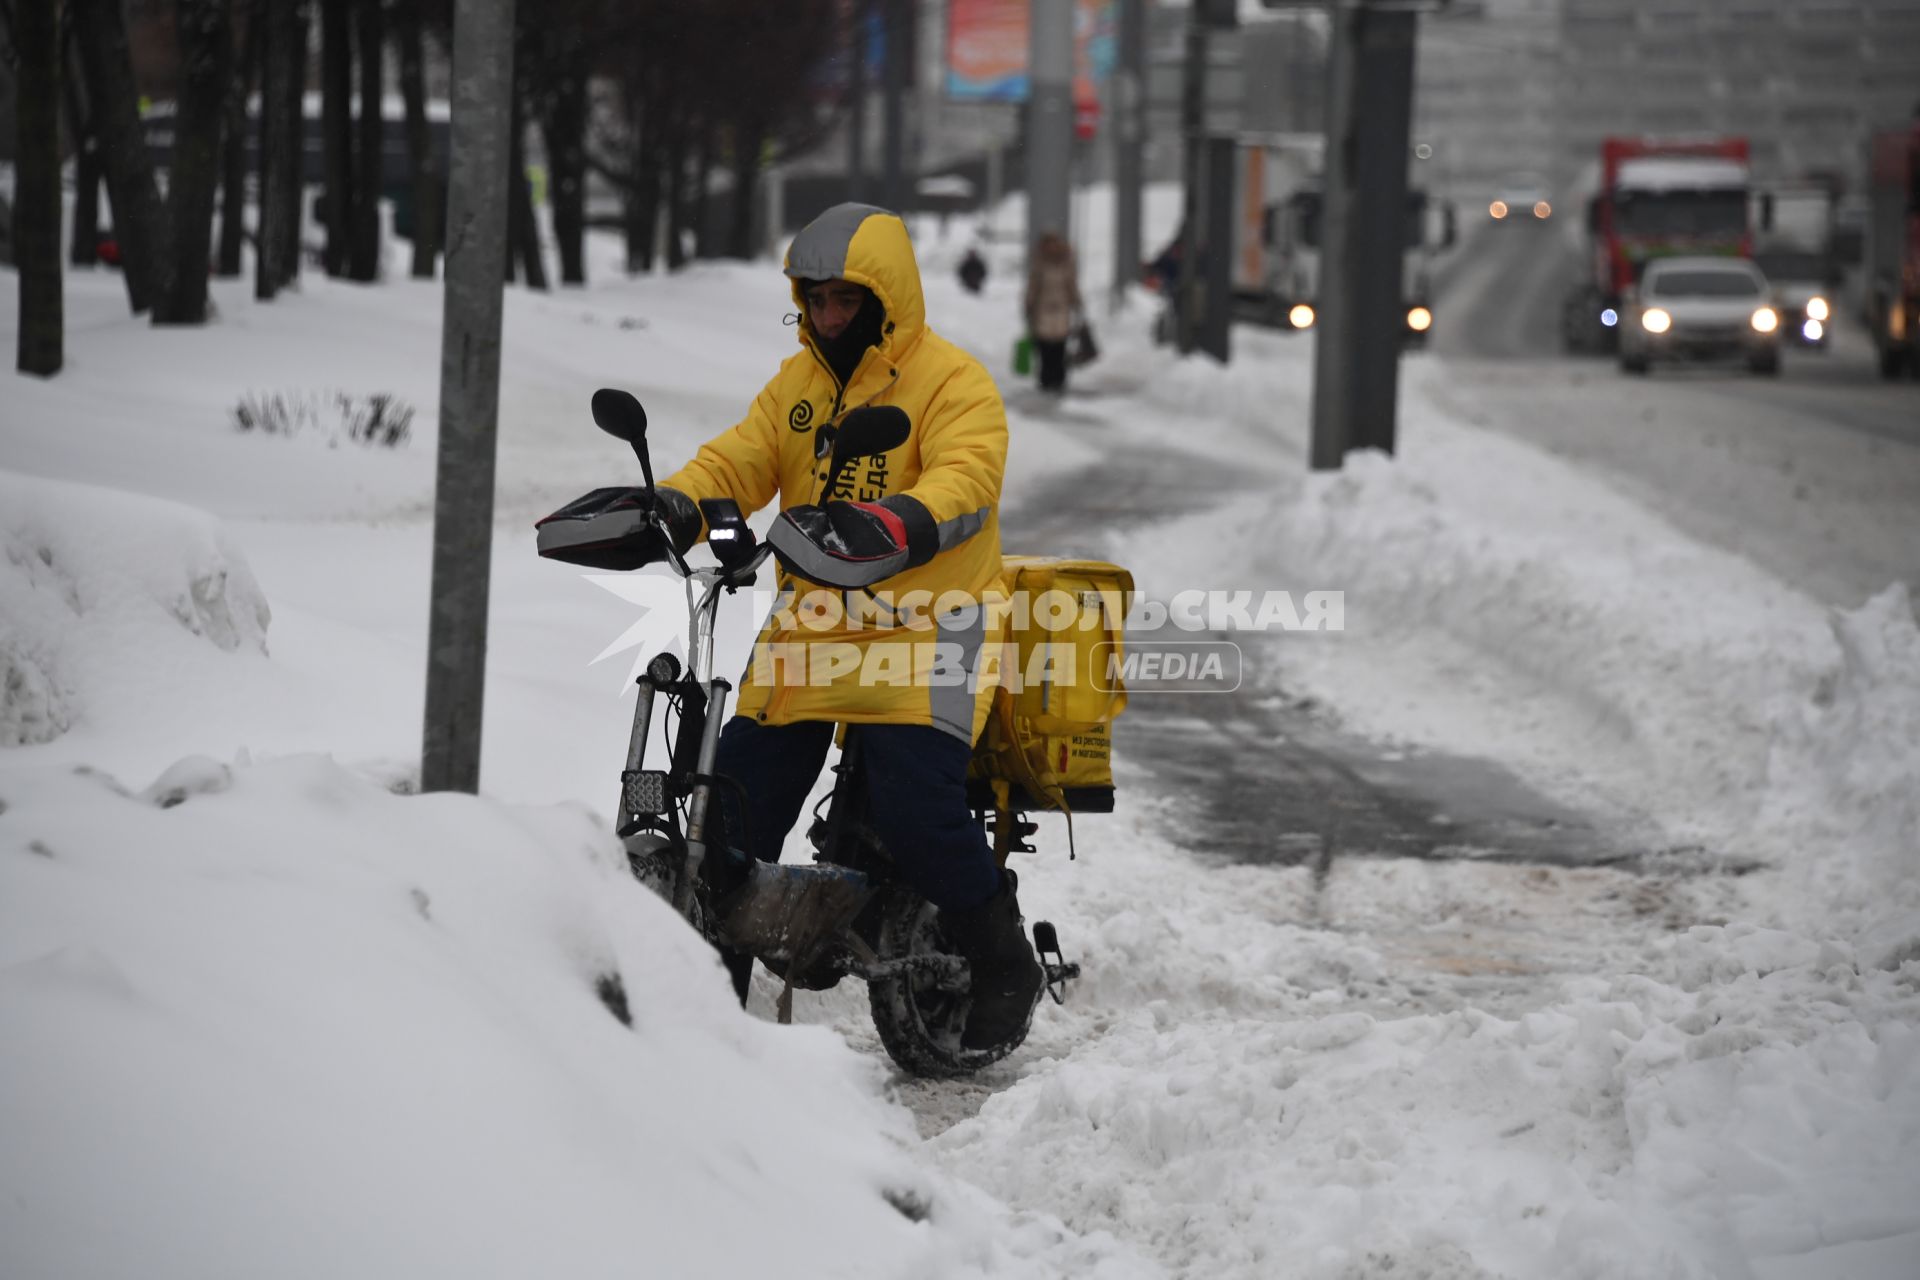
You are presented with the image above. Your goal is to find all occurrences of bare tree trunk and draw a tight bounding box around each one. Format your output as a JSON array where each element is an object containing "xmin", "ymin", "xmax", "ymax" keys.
[
  {"xmin": 347, "ymin": 0, "xmax": 380, "ymax": 280},
  {"xmin": 690, "ymin": 119, "xmax": 714, "ymax": 260},
  {"xmin": 218, "ymin": 0, "xmax": 261, "ymax": 277},
  {"xmin": 541, "ymin": 59, "xmax": 586, "ymax": 285},
  {"xmin": 395, "ymin": 0, "xmax": 437, "ymax": 277},
  {"xmin": 662, "ymin": 107, "xmax": 687, "ymax": 272},
  {"xmin": 153, "ymin": 0, "xmax": 232, "ymax": 324},
  {"xmin": 624, "ymin": 72, "xmax": 656, "ymax": 274},
  {"xmin": 726, "ymin": 119, "xmax": 764, "ymax": 261},
  {"xmin": 16, "ymin": 0, "xmax": 64, "ymax": 375},
  {"xmin": 73, "ymin": 0, "xmax": 171, "ymax": 313},
  {"xmin": 274, "ymin": 0, "xmax": 308, "ymax": 285},
  {"xmin": 256, "ymin": 0, "xmax": 291, "ymax": 297},
  {"xmin": 321, "ymin": 0, "xmax": 352, "ymax": 275},
  {"xmin": 504, "ymin": 87, "xmax": 546, "ymax": 289},
  {"xmin": 62, "ymin": 30, "xmax": 102, "ymax": 268}
]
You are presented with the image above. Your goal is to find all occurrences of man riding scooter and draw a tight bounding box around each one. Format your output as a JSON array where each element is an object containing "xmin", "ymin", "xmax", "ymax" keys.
[{"xmin": 623, "ymin": 203, "xmax": 1043, "ymax": 1050}]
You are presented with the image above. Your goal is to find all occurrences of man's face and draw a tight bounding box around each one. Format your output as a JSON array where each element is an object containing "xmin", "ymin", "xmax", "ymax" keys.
[{"xmin": 804, "ymin": 279, "xmax": 869, "ymax": 341}]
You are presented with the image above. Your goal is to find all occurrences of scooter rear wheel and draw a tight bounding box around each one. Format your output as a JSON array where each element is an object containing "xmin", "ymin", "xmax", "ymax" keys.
[{"xmin": 868, "ymin": 890, "xmax": 1029, "ymax": 1078}]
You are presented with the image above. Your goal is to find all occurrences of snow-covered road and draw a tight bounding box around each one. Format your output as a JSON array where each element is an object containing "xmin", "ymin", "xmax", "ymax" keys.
[{"xmin": 1429, "ymin": 215, "xmax": 1920, "ymax": 609}]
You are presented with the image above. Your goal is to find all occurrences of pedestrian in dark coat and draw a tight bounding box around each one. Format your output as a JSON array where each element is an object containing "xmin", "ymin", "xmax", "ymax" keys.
[{"xmin": 1024, "ymin": 231, "xmax": 1081, "ymax": 393}]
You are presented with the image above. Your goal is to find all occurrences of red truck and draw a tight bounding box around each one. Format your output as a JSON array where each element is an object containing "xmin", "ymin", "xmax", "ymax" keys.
[
  {"xmin": 1865, "ymin": 122, "xmax": 1920, "ymax": 379},
  {"xmin": 1563, "ymin": 136, "xmax": 1752, "ymax": 353}
]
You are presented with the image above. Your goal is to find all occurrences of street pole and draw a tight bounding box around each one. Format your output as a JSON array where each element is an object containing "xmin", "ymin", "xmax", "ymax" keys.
[
  {"xmin": 1199, "ymin": 134, "xmax": 1235, "ymax": 362},
  {"xmin": 881, "ymin": 0, "xmax": 906, "ymax": 210},
  {"xmin": 421, "ymin": 0, "xmax": 515, "ymax": 794},
  {"xmin": 1178, "ymin": 0, "xmax": 1237, "ymax": 357},
  {"xmin": 1347, "ymin": 6, "xmax": 1416, "ymax": 453},
  {"xmin": 1175, "ymin": 6, "xmax": 1205, "ymax": 353},
  {"xmin": 1112, "ymin": 0, "xmax": 1146, "ymax": 309},
  {"xmin": 1026, "ymin": 0, "xmax": 1074, "ymax": 252},
  {"xmin": 1309, "ymin": 1, "xmax": 1417, "ymax": 468},
  {"xmin": 1309, "ymin": 1, "xmax": 1360, "ymax": 469}
]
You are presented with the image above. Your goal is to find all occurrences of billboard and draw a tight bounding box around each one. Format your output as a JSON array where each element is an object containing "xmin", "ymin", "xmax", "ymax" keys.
[{"xmin": 946, "ymin": 0, "xmax": 1115, "ymax": 107}]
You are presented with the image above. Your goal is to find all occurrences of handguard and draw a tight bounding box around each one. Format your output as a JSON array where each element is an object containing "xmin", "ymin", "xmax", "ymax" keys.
[
  {"xmin": 767, "ymin": 495, "xmax": 935, "ymax": 589},
  {"xmin": 536, "ymin": 485, "xmax": 700, "ymax": 571}
]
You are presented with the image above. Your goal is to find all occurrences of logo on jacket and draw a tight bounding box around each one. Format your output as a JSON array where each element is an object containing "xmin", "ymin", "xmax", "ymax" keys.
[
  {"xmin": 825, "ymin": 452, "xmax": 891, "ymax": 503},
  {"xmin": 787, "ymin": 400, "xmax": 815, "ymax": 432}
]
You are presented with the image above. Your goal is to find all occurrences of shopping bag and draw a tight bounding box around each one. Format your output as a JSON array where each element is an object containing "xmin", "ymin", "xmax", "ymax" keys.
[
  {"xmin": 1070, "ymin": 321, "xmax": 1099, "ymax": 367},
  {"xmin": 1013, "ymin": 334, "xmax": 1034, "ymax": 376}
]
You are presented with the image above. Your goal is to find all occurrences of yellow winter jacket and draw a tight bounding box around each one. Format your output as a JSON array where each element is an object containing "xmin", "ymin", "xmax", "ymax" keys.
[{"xmin": 662, "ymin": 205, "xmax": 1009, "ymax": 743}]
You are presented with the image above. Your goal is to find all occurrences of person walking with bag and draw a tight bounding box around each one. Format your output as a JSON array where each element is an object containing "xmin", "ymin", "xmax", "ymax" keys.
[{"xmin": 1024, "ymin": 231, "xmax": 1081, "ymax": 394}]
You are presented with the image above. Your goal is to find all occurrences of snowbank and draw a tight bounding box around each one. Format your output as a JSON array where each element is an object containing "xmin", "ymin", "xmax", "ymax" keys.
[
  {"xmin": 0, "ymin": 754, "xmax": 1149, "ymax": 1279},
  {"xmin": 1760, "ymin": 584, "xmax": 1920, "ymax": 946},
  {"xmin": 1107, "ymin": 334, "xmax": 1920, "ymax": 937},
  {"xmin": 0, "ymin": 470, "xmax": 270, "ymax": 746}
]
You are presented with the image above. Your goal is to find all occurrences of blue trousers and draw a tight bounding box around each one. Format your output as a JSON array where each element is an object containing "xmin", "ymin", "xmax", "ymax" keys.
[{"xmin": 712, "ymin": 717, "xmax": 1001, "ymax": 912}]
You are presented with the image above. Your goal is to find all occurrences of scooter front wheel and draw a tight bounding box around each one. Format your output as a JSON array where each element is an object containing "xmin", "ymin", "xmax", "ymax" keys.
[
  {"xmin": 624, "ymin": 831, "xmax": 711, "ymax": 939},
  {"xmin": 867, "ymin": 890, "xmax": 1029, "ymax": 1078}
]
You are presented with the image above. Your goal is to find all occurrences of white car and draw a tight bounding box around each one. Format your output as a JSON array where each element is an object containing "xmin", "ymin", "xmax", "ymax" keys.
[
  {"xmin": 1620, "ymin": 257, "xmax": 1783, "ymax": 376},
  {"xmin": 1753, "ymin": 246, "xmax": 1834, "ymax": 350},
  {"xmin": 1490, "ymin": 173, "xmax": 1552, "ymax": 222}
]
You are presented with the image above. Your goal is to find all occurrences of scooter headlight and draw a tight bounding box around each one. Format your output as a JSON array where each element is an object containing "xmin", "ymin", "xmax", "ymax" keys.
[
  {"xmin": 1805, "ymin": 296, "xmax": 1829, "ymax": 322},
  {"xmin": 1289, "ymin": 303, "xmax": 1316, "ymax": 329},
  {"xmin": 1407, "ymin": 306, "xmax": 1433, "ymax": 332}
]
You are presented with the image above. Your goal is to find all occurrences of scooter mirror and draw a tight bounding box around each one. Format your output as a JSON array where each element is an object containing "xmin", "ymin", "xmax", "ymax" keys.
[
  {"xmin": 822, "ymin": 405, "xmax": 911, "ymax": 497},
  {"xmin": 591, "ymin": 388, "xmax": 656, "ymax": 491},
  {"xmin": 833, "ymin": 405, "xmax": 910, "ymax": 461},
  {"xmin": 590, "ymin": 388, "xmax": 648, "ymax": 443}
]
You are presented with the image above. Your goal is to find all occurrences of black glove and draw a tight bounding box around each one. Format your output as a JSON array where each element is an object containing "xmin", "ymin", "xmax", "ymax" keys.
[
  {"xmin": 651, "ymin": 485, "xmax": 702, "ymax": 556},
  {"xmin": 767, "ymin": 495, "xmax": 936, "ymax": 589},
  {"xmin": 536, "ymin": 483, "xmax": 702, "ymax": 571}
]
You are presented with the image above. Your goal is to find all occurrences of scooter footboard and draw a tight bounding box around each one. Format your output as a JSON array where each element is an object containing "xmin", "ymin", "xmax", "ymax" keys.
[{"xmin": 716, "ymin": 862, "xmax": 874, "ymax": 962}]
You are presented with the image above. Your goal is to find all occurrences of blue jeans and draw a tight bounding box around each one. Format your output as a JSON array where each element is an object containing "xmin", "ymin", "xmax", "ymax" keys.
[{"xmin": 712, "ymin": 717, "xmax": 1001, "ymax": 912}]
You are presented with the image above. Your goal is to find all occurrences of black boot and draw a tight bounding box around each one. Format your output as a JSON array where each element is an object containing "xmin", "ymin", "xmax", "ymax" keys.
[
  {"xmin": 719, "ymin": 946, "xmax": 754, "ymax": 1007},
  {"xmin": 941, "ymin": 871, "xmax": 1044, "ymax": 1051}
]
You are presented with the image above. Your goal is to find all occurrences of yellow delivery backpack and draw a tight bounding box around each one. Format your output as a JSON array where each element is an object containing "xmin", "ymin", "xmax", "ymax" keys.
[{"xmin": 968, "ymin": 556, "xmax": 1133, "ymax": 850}]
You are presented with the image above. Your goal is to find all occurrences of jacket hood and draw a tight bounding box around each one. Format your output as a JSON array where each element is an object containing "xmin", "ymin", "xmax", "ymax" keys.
[{"xmin": 784, "ymin": 203, "xmax": 927, "ymax": 362}]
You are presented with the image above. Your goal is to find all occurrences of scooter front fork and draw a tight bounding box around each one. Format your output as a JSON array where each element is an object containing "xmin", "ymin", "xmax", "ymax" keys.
[{"xmin": 677, "ymin": 677, "xmax": 733, "ymax": 917}]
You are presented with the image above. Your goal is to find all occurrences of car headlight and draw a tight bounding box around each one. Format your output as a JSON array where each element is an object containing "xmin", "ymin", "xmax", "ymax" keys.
[
  {"xmin": 1642, "ymin": 308, "xmax": 1672, "ymax": 334},
  {"xmin": 1288, "ymin": 303, "xmax": 1316, "ymax": 329},
  {"xmin": 1406, "ymin": 306, "xmax": 1433, "ymax": 332},
  {"xmin": 1533, "ymin": 201, "xmax": 1552, "ymax": 219},
  {"xmin": 1750, "ymin": 307, "xmax": 1779, "ymax": 333},
  {"xmin": 1489, "ymin": 200, "xmax": 1508, "ymax": 219},
  {"xmin": 1806, "ymin": 296, "xmax": 1829, "ymax": 321}
]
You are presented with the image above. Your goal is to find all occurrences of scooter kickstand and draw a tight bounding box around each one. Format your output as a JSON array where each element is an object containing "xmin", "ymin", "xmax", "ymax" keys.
[{"xmin": 1031, "ymin": 920, "xmax": 1078, "ymax": 1005}]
